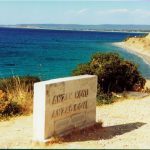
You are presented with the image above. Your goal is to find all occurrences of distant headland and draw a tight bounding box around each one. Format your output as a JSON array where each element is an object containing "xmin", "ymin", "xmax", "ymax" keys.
[{"xmin": 1, "ymin": 24, "xmax": 150, "ymax": 33}]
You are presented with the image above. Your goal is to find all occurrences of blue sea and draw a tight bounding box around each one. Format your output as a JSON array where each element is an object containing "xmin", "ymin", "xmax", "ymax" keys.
[{"xmin": 0, "ymin": 27, "xmax": 150, "ymax": 80}]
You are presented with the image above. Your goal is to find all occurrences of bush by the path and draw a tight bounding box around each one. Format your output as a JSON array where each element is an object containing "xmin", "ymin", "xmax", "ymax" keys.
[{"xmin": 72, "ymin": 52, "xmax": 146, "ymax": 104}]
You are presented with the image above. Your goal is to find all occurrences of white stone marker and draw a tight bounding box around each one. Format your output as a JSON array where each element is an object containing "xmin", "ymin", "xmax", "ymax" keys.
[{"xmin": 33, "ymin": 75, "xmax": 97, "ymax": 142}]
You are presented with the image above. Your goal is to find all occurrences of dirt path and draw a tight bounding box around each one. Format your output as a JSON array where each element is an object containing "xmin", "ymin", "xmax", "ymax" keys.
[{"xmin": 0, "ymin": 95, "xmax": 150, "ymax": 149}]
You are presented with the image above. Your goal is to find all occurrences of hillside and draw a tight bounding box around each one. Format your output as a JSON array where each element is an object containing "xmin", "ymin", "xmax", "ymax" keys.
[
  {"xmin": 0, "ymin": 89, "xmax": 150, "ymax": 148},
  {"xmin": 114, "ymin": 33, "xmax": 150, "ymax": 64},
  {"xmin": 125, "ymin": 33, "xmax": 150, "ymax": 55}
]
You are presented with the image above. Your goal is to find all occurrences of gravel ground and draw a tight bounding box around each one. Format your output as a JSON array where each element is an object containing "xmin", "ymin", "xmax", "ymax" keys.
[{"xmin": 0, "ymin": 92, "xmax": 150, "ymax": 149}]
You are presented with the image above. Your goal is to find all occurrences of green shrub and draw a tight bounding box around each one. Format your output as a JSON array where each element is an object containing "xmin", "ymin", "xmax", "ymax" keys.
[
  {"xmin": 96, "ymin": 92, "xmax": 115, "ymax": 105},
  {"xmin": 72, "ymin": 52, "xmax": 146, "ymax": 104}
]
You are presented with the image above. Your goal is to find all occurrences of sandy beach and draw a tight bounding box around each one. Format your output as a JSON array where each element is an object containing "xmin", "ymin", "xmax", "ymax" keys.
[
  {"xmin": 113, "ymin": 42, "xmax": 150, "ymax": 65},
  {"xmin": 113, "ymin": 33, "xmax": 150, "ymax": 65}
]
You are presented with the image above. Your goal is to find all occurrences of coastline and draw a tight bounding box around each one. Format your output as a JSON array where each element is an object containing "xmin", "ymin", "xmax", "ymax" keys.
[
  {"xmin": 0, "ymin": 26, "xmax": 149, "ymax": 34},
  {"xmin": 113, "ymin": 42, "xmax": 150, "ymax": 66}
]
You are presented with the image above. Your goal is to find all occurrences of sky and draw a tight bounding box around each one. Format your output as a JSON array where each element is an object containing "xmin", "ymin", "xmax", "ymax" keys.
[{"xmin": 0, "ymin": 0, "xmax": 150, "ymax": 25}]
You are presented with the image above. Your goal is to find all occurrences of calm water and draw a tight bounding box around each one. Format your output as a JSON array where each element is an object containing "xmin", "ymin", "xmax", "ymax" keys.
[{"xmin": 0, "ymin": 27, "xmax": 150, "ymax": 80}]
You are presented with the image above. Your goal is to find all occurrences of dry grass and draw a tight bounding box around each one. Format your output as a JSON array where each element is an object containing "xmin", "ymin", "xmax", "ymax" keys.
[
  {"xmin": 0, "ymin": 76, "xmax": 40, "ymax": 118},
  {"xmin": 6, "ymin": 77, "xmax": 33, "ymax": 114}
]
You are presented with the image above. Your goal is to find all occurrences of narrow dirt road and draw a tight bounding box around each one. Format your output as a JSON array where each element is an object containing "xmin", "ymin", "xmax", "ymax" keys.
[{"xmin": 0, "ymin": 95, "xmax": 150, "ymax": 149}]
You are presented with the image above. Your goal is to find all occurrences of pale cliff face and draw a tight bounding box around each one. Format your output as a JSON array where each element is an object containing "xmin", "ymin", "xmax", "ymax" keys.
[
  {"xmin": 125, "ymin": 33, "xmax": 150, "ymax": 52},
  {"xmin": 146, "ymin": 33, "xmax": 150, "ymax": 40},
  {"xmin": 114, "ymin": 33, "xmax": 150, "ymax": 64}
]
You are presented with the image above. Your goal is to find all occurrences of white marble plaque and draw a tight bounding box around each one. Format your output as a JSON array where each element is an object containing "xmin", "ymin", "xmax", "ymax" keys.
[{"xmin": 33, "ymin": 75, "xmax": 97, "ymax": 142}]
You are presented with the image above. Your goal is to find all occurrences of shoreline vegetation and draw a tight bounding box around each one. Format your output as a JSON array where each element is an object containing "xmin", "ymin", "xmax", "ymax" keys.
[
  {"xmin": 72, "ymin": 52, "xmax": 150, "ymax": 110},
  {"xmin": 113, "ymin": 33, "xmax": 150, "ymax": 65},
  {"xmin": 0, "ymin": 53, "xmax": 150, "ymax": 120}
]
